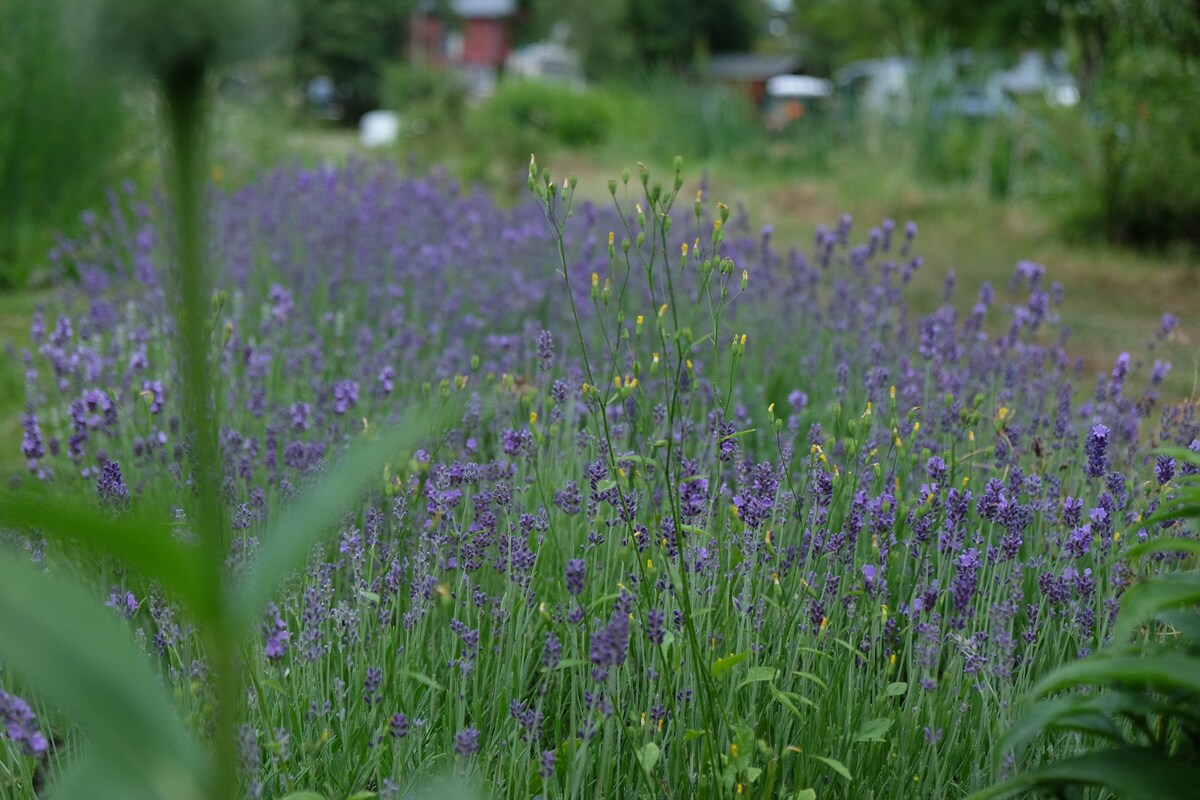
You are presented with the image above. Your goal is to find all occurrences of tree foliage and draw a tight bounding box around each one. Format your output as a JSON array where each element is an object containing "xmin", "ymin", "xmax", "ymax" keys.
[
  {"xmin": 518, "ymin": 0, "xmax": 762, "ymax": 79},
  {"xmin": 291, "ymin": 0, "xmax": 410, "ymax": 118}
]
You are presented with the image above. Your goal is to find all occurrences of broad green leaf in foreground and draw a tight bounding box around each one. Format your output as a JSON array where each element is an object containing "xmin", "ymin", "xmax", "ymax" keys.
[
  {"xmin": 0, "ymin": 554, "xmax": 209, "ymax": 800},
  {"xmin": 0, "ymin": 490, "xmax": 207, "ymax": 614},
  {"xmin": 1030, "ymin": 653, "xmax": 1200, "ymax": 697},
  {"xmin": 1112, "ymin": 571, "xmax": 1200, "ymax": 642},
  {"xmin": 48, "ymin": 750, "xmax": 173, "ymax": 800},
  {"xmin": 966, "ymin": 747, "xmax": 1200, "ymax": 800},
  {"xmin": 231, "ymin": 415, "xmax": 433, "ymax": 631},
  {"xmin": 1124, "ymin": 537, "xmax": 1200, "ymax": 560},
  {"xmin": 993, "ymin": 693, "xmax": 1131, "ymax": 770}
]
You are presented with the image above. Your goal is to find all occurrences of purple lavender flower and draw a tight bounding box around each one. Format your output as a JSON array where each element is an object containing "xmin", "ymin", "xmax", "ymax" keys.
[
  {"xmin": 1159, "ymin": 312, "xmax": 1179, "ymax": 336},
  {"xmin": 377, "ymin": 366, "xmax": 396, "ymax": 395},
  {"xmin": 1062, "ymin": 496, "xmax": 1083, "ymax": 527},
  {"xmin": 264, "ymin": 629, "xmax": 290, "ymax": 662},
  {"xmin": 289, "ymin": 402, "xmax": 311, "ymax": 431},
  {"xmin": 565, "ymin": 559, "xmax": 586, "ymax": 597},
  {"xmin": 976, "ymin": 478, "xmax": 1004, "ymax": 521},
  {"xmin": 141, "ymin": 380, "xmax": 165, "ymax": 415},
  {"xmin": 332, "ymin": 381, "xmax": 359, "ymax": 415},
  {"xmin": 590, "ymin": 607, "xmax": 631, "ymax": 675},
  {"xmin": 1065, "ymin": 525, "xmax": 1092, "ymax": 559},
  {"xmin": 1150, "ymin": 360, "xmax": 1171, "ymax": 385},
  {"xmin": 105, "ymin": 586, "xmax": 139, "ymax": 619},
  {"xmin": 501, "ymin": 428, "xmax": 533, "ymax": 457},
  {"xmin": 1185, "ymin": 441, "xmax": 1200, "ymax": 477},
  {"xmin": 539, "ymin": 748, "xmax": 556, "ymax": 778},
  {"xmin": 1, "ymin": 690, "xmax": 50, "ymax": 757},
  {"xmin": 536, "ymin": 329, "xmax": 554, "ymax": 372},
  {"xmin": 553, "ymin": 480, "xmax": 582, "ymax": 515},
  {"xmin": 925, "ymin": 456, "xmax": 947, "ymax": 484},
  {"xmin": 389, "ymin": 713, "xmax": 409, "ymax": 739},
  {"xmin": 542, "ymin": 631, "xmax": 562, "ymax": 669},
  {"xmin": 646, "ymin": 608, "xmax": 665, "ymax": 646},
  {"xmin": 950, "ymin": 549, "xmax": 982, "ymax": 626},
  {"xmin": 96, "ymin": 459, "xmax": 131, "ymax": 510},
  {"xmin": 21, "ymin": 413, "xmax": 45, "ymax": 469},
  {"xmin": 1085, "ymin": 424, "xmax": 1110, "ymax": 478},
  {"xmin": 363, "ymin": 667, "xmax": 383, "ymax": 705},
  {"xmin": 1155, "ymin": 456, "xmax": 1176, "ymax": 485},
  {"xmin": 454, "ymin": 726, "xmax": 481, "ymax": 756}
]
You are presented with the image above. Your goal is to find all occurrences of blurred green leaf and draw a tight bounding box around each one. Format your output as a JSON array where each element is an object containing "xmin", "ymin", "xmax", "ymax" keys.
[
  {"xmin": 1113, "ymin": 572, "xmax": 1200, "ymax": 642},
  {"xmin": 1155, "ymin": 609, "xmax": 1200, "ymax": 642},
  {"xmin": 790, "ymin": 790, "xmax": 816, "ymax": 800},
  {"xmin": 232, "ymin": 416, "xmax": 431, "ymax": 631},
  {"xmin": 1031, "ymin": 653, "xmax": 1200, "ymax": 696},
  {"xmin": 1123, "ymin": 537, "xmax": 1200, "ymax": 559},
  {"xmin": 277, "ymin": 793, "xmax": 326, "ymax": 800},
  {"xmin": 967, "ymin": 747, "xmax": 1200, "ymax": 800},
  {"xmin": 0, "ymin": 490, "xmax": 208, "ymax": 615},
  {"xmin": 49, "ymin": 750, "xmax": 167, "ymax": 800},
  {"xmin": 0, "ymin": 554, "xmax": 209, "ymax": 800},
  {"xmin": 1145, "ymin": 502, "xmax": 1200, "ymax": 527},
  {"xmin": 884, "ymin": 681, "xmax": 908, "ymax": 697},
  {"xmin": 994, "ymin": 693, "xmax": 1130, "ymax": 770}
]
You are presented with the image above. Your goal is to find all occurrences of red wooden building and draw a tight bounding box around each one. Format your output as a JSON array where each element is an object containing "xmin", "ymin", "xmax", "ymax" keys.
[{"xmin": 411, "ymin": 0, "xmax": 516, "ymax": 89}]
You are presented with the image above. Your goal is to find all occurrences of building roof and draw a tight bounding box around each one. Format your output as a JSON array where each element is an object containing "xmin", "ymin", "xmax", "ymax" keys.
[
  {"xmin": 450, "ymin": 0, "xmax": 516, "ymax": 18},
  {"xmin": 703, "ymin": 53, "xmax": 801, "ymax": 82}
]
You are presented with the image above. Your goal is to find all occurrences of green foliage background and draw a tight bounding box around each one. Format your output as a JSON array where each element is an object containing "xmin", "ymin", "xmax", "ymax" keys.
[{"xmin": 0, "ymin": 0, "xmax": 133, "ymax": 289}]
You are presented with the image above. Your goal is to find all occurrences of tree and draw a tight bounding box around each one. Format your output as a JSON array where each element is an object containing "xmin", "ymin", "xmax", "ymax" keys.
[
  {"xmin": 521, "ymin": 0, "xmax": 763, "ymax": 80},
  {"xmin": 292, "ymin": 0, "xmax": 410, "ymax": 119}
]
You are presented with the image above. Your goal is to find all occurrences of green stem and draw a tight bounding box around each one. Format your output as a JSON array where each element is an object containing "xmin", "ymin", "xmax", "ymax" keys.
[{"xmin": 161, "ymin": 61, "xmax": 237, "ymax": 800}]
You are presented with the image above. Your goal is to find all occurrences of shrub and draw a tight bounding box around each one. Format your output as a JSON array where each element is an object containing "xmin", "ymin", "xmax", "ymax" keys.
[
  {"xmin": 380, "ymin": 62, "xmax": 468, "ymax": 131},
  {"xmin": 470, "ymin": 79, "xmax": 617, "ymax": 150}
]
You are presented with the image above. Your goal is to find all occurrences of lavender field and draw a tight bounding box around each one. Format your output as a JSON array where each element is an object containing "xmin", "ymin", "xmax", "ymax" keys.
[{"xmin": 2, "ymin": 153, "xmax": 1198, "ymax": 799}]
